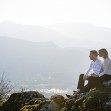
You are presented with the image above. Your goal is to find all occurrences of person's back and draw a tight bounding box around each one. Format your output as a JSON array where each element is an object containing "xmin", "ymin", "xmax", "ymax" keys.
[
  {"xmin": 102, "ymin": 58, "xmax": 111, "ymax": 75},
  {"xmin": 98, "ymin": 48, "xmax": 111, "ymax": 85},
  {"xmin": 98, "ymin": 49, "xmax": 111, "ymax": 76}
]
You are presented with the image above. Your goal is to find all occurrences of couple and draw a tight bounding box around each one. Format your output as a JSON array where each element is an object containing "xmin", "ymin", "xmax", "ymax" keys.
[{"xmin": 77, "ymin": 48, "xmax": 111, "ymax": 93}]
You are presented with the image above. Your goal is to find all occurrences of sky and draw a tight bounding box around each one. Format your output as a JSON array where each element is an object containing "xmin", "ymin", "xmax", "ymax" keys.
[{"xmin": 0, "ymin": 0, "xmax": 111, "ymax": 27}]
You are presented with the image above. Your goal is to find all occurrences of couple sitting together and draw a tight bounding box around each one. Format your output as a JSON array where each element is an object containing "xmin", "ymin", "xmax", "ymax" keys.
[{"xmin": 77, "ymin": 48, "xmax": 111, "ymax": 93}]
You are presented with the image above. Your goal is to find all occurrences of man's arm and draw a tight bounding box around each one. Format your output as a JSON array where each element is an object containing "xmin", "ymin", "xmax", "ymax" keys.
[
  {"xmin": 85, "ymin": 62, "xmax": 92, "ymax": 76},
  {"xmin": 91, "ymin": 60, "xmax": 103, "ymax": 77},
  {"xmin": 84, "ymin": 62, "xmax": 92, "ymax": 80}
]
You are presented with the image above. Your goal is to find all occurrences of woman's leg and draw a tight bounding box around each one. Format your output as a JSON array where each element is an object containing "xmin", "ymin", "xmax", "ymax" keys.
[
  {"xmin": 99, "ymin": 74, "xmax": 111, "ymax": 83},
  {"xmin": 98, "ymin": 74, "xmax": 111, "ymax": 89}
]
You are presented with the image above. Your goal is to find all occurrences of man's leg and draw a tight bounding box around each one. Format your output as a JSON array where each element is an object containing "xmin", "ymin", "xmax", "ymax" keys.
[
  {"xmin": 80, "ymin": 76, "xmax": 98, "ymax": 93},
  {"xmin": 77, "ymin": 74, "xmax": 84, "ymax": 90}
]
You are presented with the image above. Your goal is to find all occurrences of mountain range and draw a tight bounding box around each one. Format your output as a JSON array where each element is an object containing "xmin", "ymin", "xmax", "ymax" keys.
[{"xmin": 0, "ymin": 21, "xmax": 110, "ymax": 92}]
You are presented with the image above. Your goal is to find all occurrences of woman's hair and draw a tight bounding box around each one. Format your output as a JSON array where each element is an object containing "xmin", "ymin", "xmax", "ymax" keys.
[{"xmin": 98, "ymin": 48, "xmax": 109, "ymax": 58}]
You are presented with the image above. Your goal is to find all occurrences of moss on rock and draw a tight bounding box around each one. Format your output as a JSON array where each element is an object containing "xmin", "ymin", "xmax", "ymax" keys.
[{"xmin": 1, "ymin": 89, "xmax": 111, "ymax": 111}]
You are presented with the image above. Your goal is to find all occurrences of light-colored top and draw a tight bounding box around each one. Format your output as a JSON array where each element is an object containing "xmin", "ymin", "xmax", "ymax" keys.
[
  {"xmin": 99, "ymin": 58, "xmax": 111, "ymax": 77},
  {"xmin": 86, "ymin": 59, "xmax": 103, "ymax": 76}
]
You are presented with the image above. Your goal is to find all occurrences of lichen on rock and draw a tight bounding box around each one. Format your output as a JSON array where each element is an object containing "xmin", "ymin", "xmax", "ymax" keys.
[{"xmin": 1, "ymin": 88, "xmax": 111, "ymax": 111}]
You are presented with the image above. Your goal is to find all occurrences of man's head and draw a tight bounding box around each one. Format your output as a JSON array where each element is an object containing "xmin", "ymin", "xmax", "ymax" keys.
[{"xmin": 89, "ymin": 50, "xmax": 98, "ymax": 60}]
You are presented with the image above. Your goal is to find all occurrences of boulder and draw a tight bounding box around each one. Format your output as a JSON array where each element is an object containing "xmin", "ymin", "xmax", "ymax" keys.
[
  {"xmin": 62, "ymin": 89, "xmax": 111, "ymax": 111},
  {"xmin": 1, "ymin": 89, "xmax": 111, "ymax": 111},
  {"xmin": 1, "ymin": 91, "xmax": 45, "ymax": 111}
]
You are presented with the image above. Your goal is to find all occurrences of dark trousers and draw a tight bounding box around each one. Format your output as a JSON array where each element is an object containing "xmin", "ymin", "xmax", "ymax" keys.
[
  {"xmin": 99, "ymin": 74, "xmax": 111, "ymax": 83},
  {"xmin": 77, "ymin": 74, "xmax": 99, "ymax": 93},
  {"xmin": 77, "ymin": 74, "xmax": 84, "ymax": 90},
  {"xmin": 98, "ymin": 74, "xmax": 111, "ymax": 90}
]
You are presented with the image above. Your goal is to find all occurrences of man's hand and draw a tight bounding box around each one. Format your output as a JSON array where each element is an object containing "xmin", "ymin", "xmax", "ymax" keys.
[{"xmin": 83, "ymin": 74, "xmax": 88, "ymax": 80}]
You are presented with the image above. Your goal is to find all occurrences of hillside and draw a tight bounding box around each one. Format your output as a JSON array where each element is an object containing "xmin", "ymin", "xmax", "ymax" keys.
[{"xmin": 0, "ymin": 36, "xmax": 89, "ymax": 91}]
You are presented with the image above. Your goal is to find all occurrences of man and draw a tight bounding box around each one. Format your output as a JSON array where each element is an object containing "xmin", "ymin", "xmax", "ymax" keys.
[{"xmin": 77, "ymin": 50, "xmax": 103, "ymax": 93}]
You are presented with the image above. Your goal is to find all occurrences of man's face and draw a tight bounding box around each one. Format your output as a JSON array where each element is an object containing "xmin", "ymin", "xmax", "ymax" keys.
[{"xmin": 89, "ymin": 52, "xmax": 97, "ymax": 60}]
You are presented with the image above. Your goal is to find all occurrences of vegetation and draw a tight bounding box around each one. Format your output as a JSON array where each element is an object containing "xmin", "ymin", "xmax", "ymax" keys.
[
  {"xmin": 0, "ymin": 98, "xmax": 3, "ymax": 106},
  {"xmin": 0, "ymin": 74, "xmax": 13, "ymax": 99}
]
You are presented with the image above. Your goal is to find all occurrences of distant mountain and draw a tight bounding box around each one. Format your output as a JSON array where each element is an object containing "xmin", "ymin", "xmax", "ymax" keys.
[
  {"xmin": 0, "ymin": 21, "xmax": 111, "ymax": 48},
  {"xmin": 0, "ymin": 36, "xmax": 89, "ymax": 91},
  {"xmin": 45, "ymin": 22, "xmax": 111, "ymax": 48},
  {"xmin": 0, "ymin": 21, "xmax": 66, "ymax": 46}
]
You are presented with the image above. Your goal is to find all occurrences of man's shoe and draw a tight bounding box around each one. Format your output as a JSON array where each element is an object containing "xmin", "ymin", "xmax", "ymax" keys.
[
  {"xmin": 73, "ymin": 90, "xmax": 80, "ymax": 94},
  {"xmin": 65, "ymin": 94, "xmax": 72, "ymax": 98}
]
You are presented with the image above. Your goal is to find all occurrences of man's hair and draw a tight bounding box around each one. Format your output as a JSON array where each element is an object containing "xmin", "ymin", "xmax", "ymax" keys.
[{"xmin": 90, "ymin": 50, "xmax": 98, "ymax": 56}]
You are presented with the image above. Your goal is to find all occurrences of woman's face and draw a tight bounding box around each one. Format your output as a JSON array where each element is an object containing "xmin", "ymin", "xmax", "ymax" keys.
[{"xmin": 98, "ymin": 51, "xmax": 103, "ymax": 57}]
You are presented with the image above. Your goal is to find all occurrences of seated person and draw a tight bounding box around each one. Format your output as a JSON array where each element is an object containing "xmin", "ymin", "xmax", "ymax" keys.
[
  {"xmin": 77, "ymin": 50, "xmax": 103, "ymax": 93},
  {"xmin": 98, "ymin": 48, "xmax": 111, "ymax": 86}
]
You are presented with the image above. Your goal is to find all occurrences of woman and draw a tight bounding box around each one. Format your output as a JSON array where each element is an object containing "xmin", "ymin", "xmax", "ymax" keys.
[{"xmin": 98, "ymin": 48, "xmax": 111, "ymax": 85}]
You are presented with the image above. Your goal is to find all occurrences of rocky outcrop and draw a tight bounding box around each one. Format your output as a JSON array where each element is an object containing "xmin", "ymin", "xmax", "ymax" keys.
[
  {"xmin": 1, "ymin": 88, "xmax": 111, "ymax": 111},
  {"xmin": 1, "ymin": 91, "xmax": 45, "ymax": 111}
]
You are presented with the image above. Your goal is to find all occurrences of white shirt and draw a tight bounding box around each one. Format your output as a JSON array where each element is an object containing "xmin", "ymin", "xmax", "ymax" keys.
[
  {"xmin": 99, "ymin": 58, "xmax": 111, "ymax": 77},
  {"xmin": 86, "ymin": 59, "xmax": 103, "ymax": 76}
]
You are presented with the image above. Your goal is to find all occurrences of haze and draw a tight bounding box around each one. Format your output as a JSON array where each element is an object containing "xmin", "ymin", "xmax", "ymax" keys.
[
  {"xmin": 0, "ymin": 0, "xmax": 111, "ymax": 27},
  {"xmin": 0, "ymin": 0, "xmax": 111, "ymax": 93}
]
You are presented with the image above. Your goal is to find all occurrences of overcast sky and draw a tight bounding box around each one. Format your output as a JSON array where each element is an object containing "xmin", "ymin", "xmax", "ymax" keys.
[{"xmin": 0, "ymin": 0, "xmax": 111, "ymax": 27}]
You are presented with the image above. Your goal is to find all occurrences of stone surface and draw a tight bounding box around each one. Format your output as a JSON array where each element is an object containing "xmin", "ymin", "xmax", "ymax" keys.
[{"xmin": 1, "ymin": 89, "xmax": 111, "ymax": 111}]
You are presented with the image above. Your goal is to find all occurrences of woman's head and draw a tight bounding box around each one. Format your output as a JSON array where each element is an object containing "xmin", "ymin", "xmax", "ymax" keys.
[{"xmin": 98, "ymin": 48, "xmax": 109, "ymax": 59}]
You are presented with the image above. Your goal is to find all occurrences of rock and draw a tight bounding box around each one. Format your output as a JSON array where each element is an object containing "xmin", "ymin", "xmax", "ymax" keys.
[
  {"xmin": 40, "ymin": 101, "xmax": 59, "ymax": 111},
  {"xmin": 1, "ymin": 91, "xmax": 45, "ymax": 111},
  {"xmin": 103, "ymin": 80, "xmax": 111, "ymax": 87},
  {"xmin": 1, "ymin": 88, "xmax": 111, "ymax": 111},
  {"xmin": 1, "ymin": 92, "xmax": 65, "ymax": 111},
  {"xmin": 20, "ymin": 104, "xmax": 40, "ymax": 111},
  {"xmin": 63, "ymin": 89, "xmax": 111, "ymax": 111},
  {"xmin": 103, "ymin": 97, "xmax": 111, "ymax": 111},
  {"xmin": 50, "ymin": 94, "xmax": 65, "ymax": 108}
]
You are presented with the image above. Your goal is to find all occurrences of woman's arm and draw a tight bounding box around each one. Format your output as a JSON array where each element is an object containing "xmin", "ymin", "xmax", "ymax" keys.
[{"xmin": 99, "ymin": 59, "xmax": 110, "ymax": 77}]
